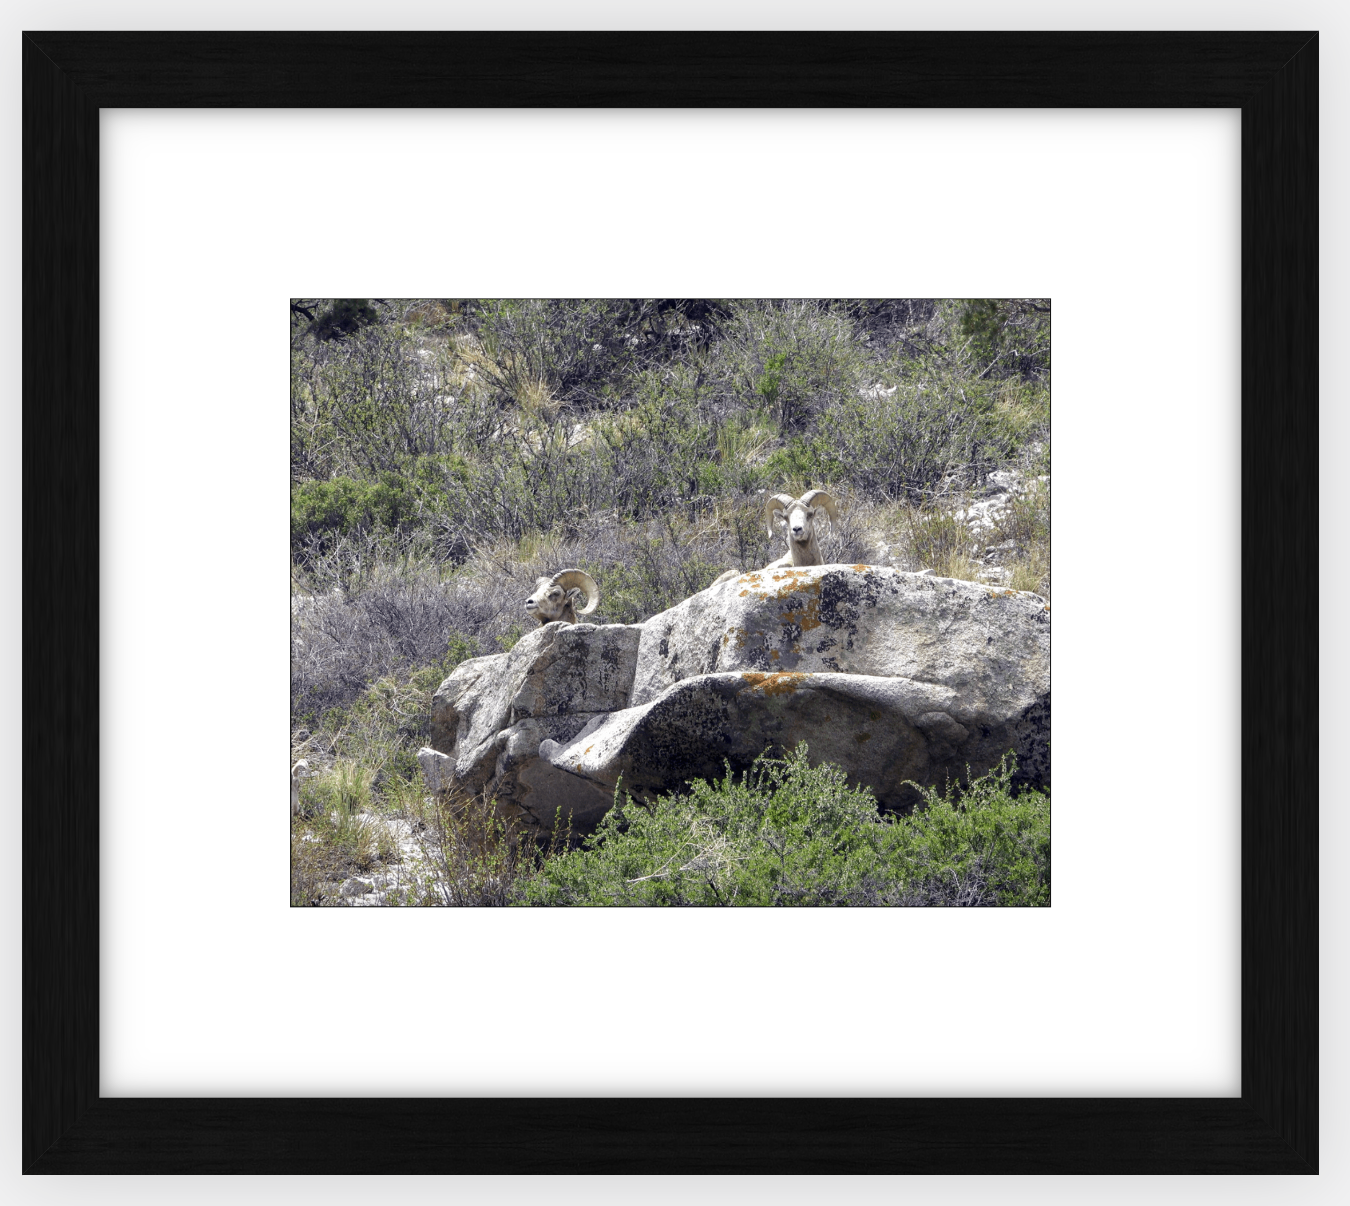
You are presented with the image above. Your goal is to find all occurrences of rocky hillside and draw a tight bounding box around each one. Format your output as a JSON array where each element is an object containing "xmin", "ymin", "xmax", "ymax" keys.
[{"xmin": 289, "ymin": 299, "xmax": 1051, "ymax": 906}]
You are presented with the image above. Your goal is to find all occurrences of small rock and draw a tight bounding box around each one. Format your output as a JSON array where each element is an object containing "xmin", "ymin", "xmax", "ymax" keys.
[
  {"xmin": 417, "ymin": 747, "xmax": 453, "ymax": 795},
  {"xmin": 340, "ymin": 877, "xmax": 375, "ymax": 896},
  {"xmin": 290, "ymin": 760, "xmax": 311, "ymax": 814}
]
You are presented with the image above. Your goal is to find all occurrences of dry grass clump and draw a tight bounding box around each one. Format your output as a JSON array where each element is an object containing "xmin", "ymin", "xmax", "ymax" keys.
[
  {"xmin": 898, "ymin": 506, "xmax": 983, "ymax": 581},
  {"xmin": 290, "ymin": 759, "xmax": 403, "ymax": 906},
  {"xmin": 993, "ymin": 479, "xmax": 1050, "ymax": 598},
  {"xmin": 388, "ymin": 779, "xmax": 565, "ymax": 907}
]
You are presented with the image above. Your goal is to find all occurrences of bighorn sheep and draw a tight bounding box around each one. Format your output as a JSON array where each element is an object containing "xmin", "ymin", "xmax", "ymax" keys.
[
  {"xmin": 524, "ymin": 568, "xmax": 600, "ymax": 626},
  {"xmin": 290, "ymin": 760, "xmax": 310, "ymax": 815},
  {"xmin": 713, "ymin": 490, "xmax": 841, "ymax": 586}
]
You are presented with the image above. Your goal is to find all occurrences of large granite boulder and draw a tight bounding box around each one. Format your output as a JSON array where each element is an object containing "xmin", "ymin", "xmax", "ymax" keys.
[
  {"xmin": 423, "ymin": 566, "xmax": 1049, "ymax": 832},
  {"xmin": 422, "ymin": 620, "xmax": 643, "ymax": 833}
]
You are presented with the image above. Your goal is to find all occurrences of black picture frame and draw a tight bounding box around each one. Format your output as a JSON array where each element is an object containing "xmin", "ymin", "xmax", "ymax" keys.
[{"xmin": 22, "ymin": 31, "xmax": 1317, "ymax": 1174}]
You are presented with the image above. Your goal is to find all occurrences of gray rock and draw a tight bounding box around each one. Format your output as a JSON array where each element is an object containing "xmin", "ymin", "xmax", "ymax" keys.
[
  {"xmin": 428, "ymin": 621, "xmax": 644, "ymax": 795},
  {"xmin": 540, "ymin": 668, "xmax": 1046, "ymax": 815},
  {"xmin": 426, "ymin": 566, "xmax": 1048, "ymax": 830},
  {"xmin": 417, "ymin": 747, "xmax": 453, "ymax": 795},
  {"xmin": 340, "ymin": 877, "xmax": 375, "ymax": 896},
  {"xmin": 290, "ymin": 760, "xmax": 310, "ymax": 814},
  {"xmin": 632, "ymin": 565, "xmax": 1047, "ymax": 718}
]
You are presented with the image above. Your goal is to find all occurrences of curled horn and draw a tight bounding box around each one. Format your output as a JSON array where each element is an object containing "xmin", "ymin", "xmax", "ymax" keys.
[
  {"xmin": 550, "ymin": 568, "xmax": 599, "ymax": 615},
  {"xmin": 764, "ymin": 493, "xmax": 796, "ymax": 535},
  {"xmin": 798, "ymin": 489, "xmax": 840, "ymax": 523}
]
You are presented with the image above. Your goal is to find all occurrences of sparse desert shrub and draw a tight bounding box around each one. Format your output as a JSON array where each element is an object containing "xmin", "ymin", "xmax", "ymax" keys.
[
  {"xmin": 394, "ymin": 783, "xmax": 563, "ymax": 907},
  {"xmin": 827, "ymin": 371, "xmax": 1010, "ymax": 502},
  {"xmin": 291, "ymin": 760, "xmax": 403, "ymax": 906},
  {"xmin": 713, "ymin": 300, "xmax": 872, "ymax": 435},
  {"xmin": 994, "ymin": 478, "xmax": 1051, "ymax": 553},
  {"xmin": 993, "ymin": 479, "xmax": 1050, "ymax": 596},
  {"xmin": 901, "ymin": 506, "xmax": 980, "ymax": 578},
  {"xmin": 292, "ymin": 613, "xmax": 477, "ymax": 769},
  {"xmin": 291, "ymin": 562, "xmax": 486, "ymax": 723}
]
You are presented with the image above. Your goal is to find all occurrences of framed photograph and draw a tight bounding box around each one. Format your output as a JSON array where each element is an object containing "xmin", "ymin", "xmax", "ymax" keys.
[
  {"xmin": 23, "ymin": 32, "xmax": 1316, "ymax": 1173},
  {"xmin": 286, "ymin": 295, "xmax": 1053, "ymax": 911}
]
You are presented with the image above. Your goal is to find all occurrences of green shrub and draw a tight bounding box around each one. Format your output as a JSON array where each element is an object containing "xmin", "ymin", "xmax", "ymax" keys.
[
  {"xmin": 761, "ymin": 435, "xmax": 843, "ymax": 496},
  {"xmin": 291, "ymin": 473, "xmax": 418, "ymax": 546},
  {"xmin": 898, "ymin": 756, "xmax": 1051, "ymax": 907},
  {"xmin": 522, "ymin": 746, "xmax": 1049, "ymax": 906},
  {"xmin": 718, "ymin": 300, "xmax": 871, "ymax": 434}
]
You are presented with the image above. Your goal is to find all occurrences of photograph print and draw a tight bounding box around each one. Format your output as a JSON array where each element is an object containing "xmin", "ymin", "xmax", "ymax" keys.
[{"xmin": 289, "ymin": 298, "xmax": 1050, "ymax": 907}]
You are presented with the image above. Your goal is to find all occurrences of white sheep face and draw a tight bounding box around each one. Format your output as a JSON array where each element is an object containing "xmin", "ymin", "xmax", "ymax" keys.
[
  {"xmin": 779, "ymin": 502, "xmax": 818, "ymax": 544},
  {"xmin": 525, "ymin": 578, "xmax": 580, "ymax": 624}
]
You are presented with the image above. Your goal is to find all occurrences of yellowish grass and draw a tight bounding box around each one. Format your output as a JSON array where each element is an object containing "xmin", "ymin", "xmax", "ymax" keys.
[
  {"xmin": 934, "ymin": 551, "xmax": 983, "ymax": 582},
  {"xmin": 1007, "ymin": 551, "xmax": 1050, "ymax": 598}
]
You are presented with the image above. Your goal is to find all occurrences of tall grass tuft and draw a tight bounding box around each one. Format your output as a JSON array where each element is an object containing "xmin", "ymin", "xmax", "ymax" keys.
[{"xmin": 394, "ymin": 782, "xmax": 566, "ymax": 907}]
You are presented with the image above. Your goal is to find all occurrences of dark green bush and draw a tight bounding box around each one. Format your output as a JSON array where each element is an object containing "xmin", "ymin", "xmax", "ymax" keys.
[
  {"xmin": 311, "ymin": 298, "xmax": 379, "ymax": 341},
  {"xmin": 291, "ymin": 473, "xmax": 419, "ymax": 545},
  {"xmin": 522, "ymin": 747, "xmax": 1049, "ymax": 906}
]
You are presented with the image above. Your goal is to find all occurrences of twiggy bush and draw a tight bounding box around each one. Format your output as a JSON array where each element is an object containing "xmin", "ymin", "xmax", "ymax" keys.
[
  {"xmin": 291, "ymin": 562, "xmax": 485, "ymax": 723},
  {"xmin": 396, "ymin": 784, "xmax": 560, "ymax": 907},
  {"xmin": 994, "ymin": 479, "xmax": 1050, "ymax": 553},
  {"xmin": 714, "ymin": 300, "xmax": 872, "ymax": 434},
  {"xmin": 901, "ymin": 507, "xmax": 980, "ymax": 578},
  {"xmin": 292, "ymin": 640, "xmax": 477, "ymax": 799},
  {"xmin": 827, "ymin": 368, "xmax": 1009, "ymax": 501},
  {"xmin": 523, "ymin": 746, "xmax": 1049, "ymax": 907}
]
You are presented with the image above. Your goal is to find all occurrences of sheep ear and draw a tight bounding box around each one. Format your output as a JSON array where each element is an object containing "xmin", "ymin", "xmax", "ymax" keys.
[{"xmin": 565, "ymin": 587, "xmax": 582, "ymax": 603}]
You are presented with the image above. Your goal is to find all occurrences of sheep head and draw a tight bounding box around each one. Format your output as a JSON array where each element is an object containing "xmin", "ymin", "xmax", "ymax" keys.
[
  {"xmin": 764, "ymin": 490, "xmax": 840, "ymax": 545},
  {"xmin": 524, "ymin": 568, "xmax": 600, "ymax": 626}
]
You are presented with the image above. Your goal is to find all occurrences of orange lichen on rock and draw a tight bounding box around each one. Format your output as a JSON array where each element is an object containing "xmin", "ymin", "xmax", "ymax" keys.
[
  {"xmin": 765, "ymin": 569, "xmax": 822, "ymax": 600},
  {"xmin": 740, "ymin": 671, "xmax": 808, "ymax": 697},
  {"xmin": 778, "ymin": 593, "xmax": 823, "ymax": 633}
]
